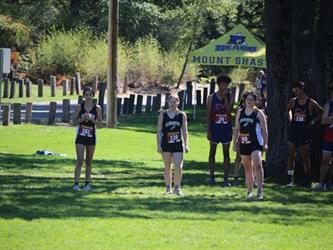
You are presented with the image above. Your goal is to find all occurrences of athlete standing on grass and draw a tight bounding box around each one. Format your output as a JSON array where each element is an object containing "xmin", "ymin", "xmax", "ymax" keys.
[
  {"xmin": 157, "ymin": 94, "xmax": 189, "ymax": 195},
  {"xmin": 73, "ymin": 87, "xmax": 102, "ymax": 191},
  {"xmin": 207, "ymin": 75, "xmax": 234, "ymax": 186},
  {"xmin": 233, "ymin": 92, "xmax": 268, "ymax": 200},
  {"xmin": 286, "ymin": 81, "xmax": 323, "ymax": 188}
]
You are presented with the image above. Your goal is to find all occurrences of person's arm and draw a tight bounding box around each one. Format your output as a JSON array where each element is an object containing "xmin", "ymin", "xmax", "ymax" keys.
[
  {"xmin": 88, "ymin": 105, "xmax": 103, "ymax": 127},
  {"xmin": 207, "ymin": 94, "xmax": 213, "ymax": 141},
  {"xmin": 232, "ymin": 109, "xmax": 241, "ymax": 151},
  {"xmin": 156, "ymin": 112, "xmax": 164, "ymax": 153},
  {"xmin": 321, "ymin": 103, "xmax": 333, "ymax": 125},
  {"xmin": 309, "ymin": 99, "xmax": 324, "ymax": 126},
  {"xmin": 286, "ymin": 98, "xmax": 294, "ymax": 122},
  {"xmin": 181, "ymin": 112, "xmax": 189, "ymax": 153},
  {"xmin": 73, "ymin": 105, "xmax": 86, "ymax": 126},
  {"xmin": 258, "ymin": 109, "xmax": 268, "ymax": 151}
]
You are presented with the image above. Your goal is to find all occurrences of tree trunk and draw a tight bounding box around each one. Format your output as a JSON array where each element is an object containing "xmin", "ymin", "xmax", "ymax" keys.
[{"xmin": 265, "ymin": 0, "xmax": 293, "ymax": 175}]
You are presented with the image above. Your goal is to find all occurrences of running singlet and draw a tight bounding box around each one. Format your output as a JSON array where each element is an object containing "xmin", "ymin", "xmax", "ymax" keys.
[
  {"xmin": 162, "ymin": 111, "xmax": 183, "ymax": 145},
  {"xmin": 75, "ymin": 102, "xmax": 97, "ymax": 145},
  {"xmin": 210, "ymin": 92, "xmax": 231, "ymax": 125},
  {"xmin": 239, "ymin": 108, "xmax": 262, "ymax": 146},
  {"xmin": 324, "ymin": 102, "xmax": 333, "ymax": 142},
  {"xmin": 290, "ymin": 98, "xmax": 310, "ymax": 127}
]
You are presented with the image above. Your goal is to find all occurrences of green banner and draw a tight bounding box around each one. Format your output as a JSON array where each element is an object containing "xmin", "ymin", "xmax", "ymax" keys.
[{"xmin": 188, "ymin": 24, "xmax": 266, "ymax": 68}]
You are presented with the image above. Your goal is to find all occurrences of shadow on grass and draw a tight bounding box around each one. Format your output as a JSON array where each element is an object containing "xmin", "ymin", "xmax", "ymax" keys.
[{"xmin": 0, "ymin": 153, "xmax": 332, "ymax": 225}]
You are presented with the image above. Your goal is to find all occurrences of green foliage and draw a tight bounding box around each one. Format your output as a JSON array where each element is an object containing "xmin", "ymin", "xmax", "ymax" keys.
[
  {"xmin": 0, "ymin": 15, "xmax": 31, "ymax": 51},
  {"xmin": 229, "ymin": 66, "xmax": 250, "ymax": 85},
  {"xmin": 30, "ymin": 28, "xmax": 92, "ymax": 78}
]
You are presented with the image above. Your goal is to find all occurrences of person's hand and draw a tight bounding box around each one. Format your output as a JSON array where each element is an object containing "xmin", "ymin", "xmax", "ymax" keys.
[
  {"xmin": 263, "ymin": 144, "xmax": 268, "ymax": 152},
  {"xmin": 207, "ymin": 131, "xmax": 211, "ymax": 141},
  {"xmin": 157, "ymin": 146, "xmax": 162, "ymax": 153},
  {"xmin": 233, "ymin": 141, "xmax": 238, "ymax": 152},
  {"xmin": 185, "ymin": 146, "xmax": 190, "ymax": 153},
  {"xmin": 306, "ymin": 120, "xmax": 315, "ymax": 129}
]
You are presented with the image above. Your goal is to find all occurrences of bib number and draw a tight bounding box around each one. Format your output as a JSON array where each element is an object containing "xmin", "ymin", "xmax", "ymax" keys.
[
  {"xmin": 215, "ymin": 114, "xmax": 228, "ymax": 124},
  {"xmin": 240, "ymin": 133, "xmax": 251, "ymax": 144},
  {"xmin": 294, "ymin": 113, "xmax": 305, "ymax": 122},
  {"xmin": 167, "ymin": 132, "xmax": 180, "ymax": 143},
  {"xmin": 79, "ymin": 126, "xmax": 94, "ymax": 138}
]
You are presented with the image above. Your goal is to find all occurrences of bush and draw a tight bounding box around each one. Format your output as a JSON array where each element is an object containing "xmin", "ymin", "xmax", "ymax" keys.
[{"xmin": 30, "ymin": 28, "xmax": 92, "ymax": 78}]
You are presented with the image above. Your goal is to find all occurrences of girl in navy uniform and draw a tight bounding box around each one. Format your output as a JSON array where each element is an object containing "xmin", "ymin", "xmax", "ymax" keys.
[
  {"xmin": 207, "ymin": 75, "xmax": 234, "ymax": 186},
  {"xmin": 73, "ymin": 87, "xmax": 102, "ymax": 191},
  {"xmin": 233, "ymin": 92, "xmax": 268, "ymax": 200},
  {"xmin": 157, "ymin": 94, "xmax": 189, "ymax": 195},
  {"xmin": 286, "ymin": 82, "xmax": 323, "ymax": 188}
]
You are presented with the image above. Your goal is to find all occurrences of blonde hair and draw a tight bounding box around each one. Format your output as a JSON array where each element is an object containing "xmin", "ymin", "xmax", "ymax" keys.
[{"xmin": 167, "ymin": 94, "xmax": 179, "ymax": 103}]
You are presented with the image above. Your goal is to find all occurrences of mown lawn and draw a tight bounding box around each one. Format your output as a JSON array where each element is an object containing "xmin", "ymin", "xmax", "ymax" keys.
[{"xmin": 0, "ymin": 110, "xmax": 332, "ymax": 249}]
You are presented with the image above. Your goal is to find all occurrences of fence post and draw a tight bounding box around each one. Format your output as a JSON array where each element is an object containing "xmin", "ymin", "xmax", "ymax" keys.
[
  {"xmin": 18, "ymin": 79, "xmax": 24, "ymax": 98},
  {"xmin": 70, "ymin": 77, "xmax": 75, "ymax": 95},
  {"xmin": 128, "ymin": 94, "xmax": 135, "ymax": 114},
  {"xmin": 3, "ymin": 78, "xmax": 9, "ymax": 98},
  {"xmin": 75, "ymin": 72, "xmax": 81, "ymax": 95},
  {"xmin": 62, "ymin": 79, "xmax": 68, "ymax": 96},
  {"xmin": 136, "ymin": 95, "xmax": 143, "ymax": 114},
  {"xmin": 62, "ymin": 99, "xmax": 70, "ymax": 123},
  {"xmin": 50, "ymin": 75, "xmax": 56, "ymax": 97},
  {"xmin": 196, "ymin": 89, "xmax": 202, "ymax": 106},
  {"xmin": 48, "ymin": 101, "xmax": 57, "ymax": 124},
  {"xmin": 10, "ymin": 80, "xmax": 16, "ymax": 98},
  {"xmin": 26, "ymin": 79, "xmax": 31, "ymax": 98},
  {"xmin": 13, "ymin": 103, "xmax": 21, "ymax": 124},
  {"xmin": 146, "ymin": 96, "xmax": 152, "ymax": 113},
  {"xmin": 123, "ymin": 98, "xmax": 129, "ymax": 115},
  {"xmin": 117, "ymin": 97, "xmax": 122, "ymax": 116},
  {"xmin": 25, "ymin": 102, "xmax": 32, "ymax": 123},
  {"xmin": 38, "ymin": 79, "xmax": 44, "ymax": 97},
  {"xmin": 2, "ymin": 104, "xmax": 10, "ymax": 126},
  {"xmin": 203, "ymin": 87, "xmax": 208, "ymax": 106}
]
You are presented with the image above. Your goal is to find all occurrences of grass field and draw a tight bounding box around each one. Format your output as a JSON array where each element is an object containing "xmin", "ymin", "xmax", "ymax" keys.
[
  {"xmin": 0, "ymin": 110, "xmax": 333, "ymax": 249},
  {"xmin": 1, "ymin": 83, "xmax": 79, "ymax": 104}
]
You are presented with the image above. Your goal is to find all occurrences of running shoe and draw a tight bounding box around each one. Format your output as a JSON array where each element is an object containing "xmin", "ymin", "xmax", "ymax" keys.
[
  {"xmin": 286, "ymin": 181, "xmax": 296, "ymax": 187},
  {"xmin": 311, "ymin": 183, "xmax": 326, "ymax": 191},
  {"xmin": 222, "ymin": 179, "xmax": 232, "ymax": 187},
  {"xmin": 173, "ymin": 188, "xmax": 183, "ymax": 196},
  {"xmin": 246, "ymin": 191, "xmax": 254, "ymax": 201},
  {"xmin": 83, "ymin": 183, "xmax": 92, "ymax": 191},
  {"xmin": 164, "ymin": 188, "xmax": 172, "ymax": 195},
  {"xmin": 73, "ymin": 184, "xmax": 80, "ymax": 191},
  {"xmin": 208, "ymin": 177, "xmax": 216, "ymax": 185},
  {"xmin": 257, "ymin": 189, "xmax": 264, "ymax": 200}
]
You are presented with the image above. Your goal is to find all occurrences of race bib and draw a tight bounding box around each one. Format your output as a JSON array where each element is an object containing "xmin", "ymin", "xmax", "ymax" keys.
[
  {"xmin": 294, "ymin": 113, "xmax": 306, "ymax": 122},
  {"xmin": 215, "ymin": 114, "xmax": 229, "ymax": 124},
  {"xmin": 78, "ymin": 125, "xmax": 94, "ymax": 138},
  {"xmin": 167, "ymin": 132, "xmax": 180, "ymax": 143},
  {"xmin": 240, "ymin": 133, "xmax": 251, "ymax": 144}
]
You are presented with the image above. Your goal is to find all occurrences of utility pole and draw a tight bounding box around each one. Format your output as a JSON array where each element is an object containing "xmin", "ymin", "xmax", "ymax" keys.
[{"xmin": 106, "ymin": 0, "xmax": 118, "ymax": 128}]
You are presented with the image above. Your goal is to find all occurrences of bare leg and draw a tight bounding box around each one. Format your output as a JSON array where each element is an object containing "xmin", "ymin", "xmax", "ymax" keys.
[
  {"xmin": 172, "ymin": 153, "xmax": 183, "ymax": 187},
  {"xmin": 251, "ymin": 150, "xmax": 264, "ymax": 191},
  {"xmin": 222, "ymin": 143, "xmax": 231, "ymax": 181},
  {"xmin": 162, "ymin": 152, "xmax": 173, "ymax": 187},
  {"xmin": 74, "ymin": 144, "xmax": 85, "ymax": 183},
  {"xmin": 300, "ymin": 144, "xmax": 311, "ymax": 187},
  {"xmin": 287, "ymin": 142, "xmax": 296, "ymax": 184},
  {"xmin": 208, "ymin": 143, "xmax": 217, "ymax": 177},
  {"xmin": 241, "ymin": 155, "xmax": 254, "ymax": 194},
  {"xmin": 85, "ymin": 145, "xmax": 95, "ymax": 183}
]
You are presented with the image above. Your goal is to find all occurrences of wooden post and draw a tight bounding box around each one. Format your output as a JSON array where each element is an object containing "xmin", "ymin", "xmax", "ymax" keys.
[
  {"xmin": 3, "ymin": 79, "xmax": 9, "ymax": 98},
  {"xmin": 164, "ymin": 93, "xmax": 170, "ymax": 109},
  {"xmin": 62, "ymin": 99, "xmax": 70, "ymax": 123},
  {"xmin": 122, "ymin": 76, "xmax": 128, "ymax": 94},
  {"xmin": 117, "ymin": 97, "xmax": 122, "ymax": 116},
  {"xmin": 78, "ymin": 95, "xmax": 83, "ymax": 104},
  {"xmin": 146, "ymin": 96, "xmax": 152, "ymax": 113},
  {"xmin": 13, "ymin": 103, "xmax": 21, "ymax": 124},
  {"xmin": 62, "ymin": 79, "xmax": 68, "ymax": 96},
  {"xmin": 26, "ymin": 79, "xmax": 31, "ymax": 98},
  {"xmin": 196, "ymin": 89, "xmax": 202, "ymax": 106},
  {"xmin": 48, "ymin": 101, "xmax": 57, "ymax": 125},
  {"xmin": 136, "ymin": 95, "xmax": 143, "ymax": 114},
  {"xmin": 38, "ymin": 79, "xmax": 44, "ymax": 97},
  {"xmin": 203, "ymin": 87, "xmax": 208, "ymax": 106},
  {"xmin": 75, "ymin": 72, "xmax": 81, "ymax": 95},
  {"xmin": 128, "ymin": 94, "xmax": 135, "ymax": 114},
  {"xmin": 10, "ymin": 80, "xmax": 16, "ymax": 98},
  {"xmin": 98, "ymin": 82, "xmax": 106, "ymax": 118},
  {"xmin": 186, "ymin": 81, "xmax": 193, "ymax": 106},
  {"xmin": 92, "ymin": 75, "xmax": 98, "ymax": 93},
  {"xmin": 18, "ymin": 79, "xmax": 24, "ymax": 98},
  {"xmin": 152, "ymin": 96, "xmax": 158, "ymax": 112},
  {"xmin": 123, "ymin": 98, "xmax": 129, "ymax": 115},
  {"xmin": 209, "ymin": 78, "xmax": 215, "ymax": 94},
  {"xmin": 156, "ymin": 94, "xmax": 162, "ymax": 110},
  {"xmin": 178, "ymin": 90, "xmax": 185, "ymax": 110},
  {"xmin": 50, "ymin": 75, "xmax": 56, "ymax": 97},
  {"xmin": 2, "ymin": 105, "xmax": 10, "ymax": 126},
  {"xmin": 70, "ymin": 77, "xmax": 75, "ymax": 95},
  {"xmin": 25, "ymin": 102, "xmax": 32, "ymax": 123}
]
